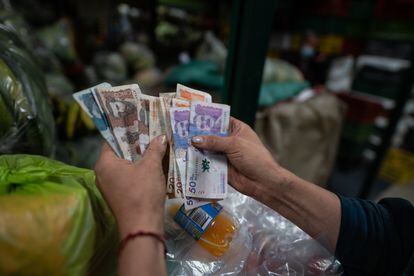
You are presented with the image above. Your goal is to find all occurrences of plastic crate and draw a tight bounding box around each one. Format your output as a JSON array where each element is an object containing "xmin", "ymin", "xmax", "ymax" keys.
[
  {"xmin": 379, "ymin": 148, "xmax": 414, "ymax": 185},
  {"xmin": 342, "ymin": 121, "xmax": 374, "ymax": 143},
  {"xmin": 352, "ymin": 66, "xmax": 409, "ymax": 99},
  {"xmin": 336, "ymin": 92, "xmax": 388, "ymax": 124}
]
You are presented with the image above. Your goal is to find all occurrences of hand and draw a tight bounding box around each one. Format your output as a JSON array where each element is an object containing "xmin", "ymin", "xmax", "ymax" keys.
[
  {"xmin": 193, "ymin": 118, "xmax": 342, "ymax": 254},
  {"xmin": 94, "ymin": 135, "xmax": 167, "ymax": 238},
  {"xmin": 191, "ymin": 117, "xmax": 281, "ymax": 198}
]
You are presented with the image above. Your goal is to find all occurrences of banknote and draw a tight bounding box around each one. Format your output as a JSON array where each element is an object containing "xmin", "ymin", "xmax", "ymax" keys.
[
  {"xmin": 92, "ymin": 84, "xmax": 141, "ymax": 124},
  {"xmin": 73, "ymin": 83, "xmax": 123, "ymax": 157},
  {"xmin": 94, "ymin": 85, "xmax": 141, "ymax": 161},
  {"xmin": 173, "ymin": 160, "xmax": 184, "ymax": 198},
  {"xmin": 159, "ymin": 92, "xmax": 176, "ymax": 98},
  {"xmin": 176, "ymin": 84, "xmax": 212, "ymax": 103},
  {"xmin": 184, "ymin": 196, "xmax": 214, "ymax": 210},
  {"xmin": 186, "ymin": 101, "xmax": 230, "ymax": 199},
  {"xmin": 149, "ymin": 98, "xmax": 166, "ymax": 141},
  {"xmin": 167, "ymin": 146, "xmax": 175, "ymax": 195},
  {"xmin": 169, "ymin": 107, "xmax": 190, "ymax": 198},
  {"xmin": 172, "ymin": 98, "xmax": 190, "ymax": 107},
  {"xmin": 159, "ymin": 93, "xmax": 176, "ymax": 194},
  {"xmin": 136, "ymin": 94, "xmax": 157, "ymax": 154},
  {"xmin": 159, "ymin": 93, "xmax": 175, "ymax": 142}
]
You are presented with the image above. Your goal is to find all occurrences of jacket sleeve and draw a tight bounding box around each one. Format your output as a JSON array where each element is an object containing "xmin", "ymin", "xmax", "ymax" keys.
[{"xmin": 335, "ymin": 195, "xmax": 414, "ymax": 276}]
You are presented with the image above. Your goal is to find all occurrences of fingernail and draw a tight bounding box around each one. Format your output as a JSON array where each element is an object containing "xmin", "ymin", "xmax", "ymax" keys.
[
  {"xmin": 192, "ymin": 136, "xmax": 203, "ymax": 143},
  {"xmin": 159, "ymin": 135, "xmax": 166, "ymax": 145}
]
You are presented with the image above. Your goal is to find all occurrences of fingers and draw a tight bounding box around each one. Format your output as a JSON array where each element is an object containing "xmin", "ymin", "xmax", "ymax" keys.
[
  {"xmin": 191, "ymin": 135, "xmax": 235, "ymax": 153},
  {"xmin": 140, "ymin": 135, "xmax": 167, "ymax": 164}
]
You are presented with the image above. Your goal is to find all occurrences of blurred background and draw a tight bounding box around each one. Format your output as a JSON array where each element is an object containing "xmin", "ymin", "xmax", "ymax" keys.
[{"xmin": 1, "ymin": 0, "xmax": 414, "ymax": 203}]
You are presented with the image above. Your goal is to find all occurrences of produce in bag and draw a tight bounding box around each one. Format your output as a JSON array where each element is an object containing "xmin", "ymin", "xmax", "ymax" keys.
[{"xmin": 0, "ymin": 154, "xmax": 117, "ymax": 276}]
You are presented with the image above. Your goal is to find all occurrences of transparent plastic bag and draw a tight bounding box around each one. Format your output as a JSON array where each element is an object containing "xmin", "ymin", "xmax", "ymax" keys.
[
  {"xmin": 165, "ymin": 188, "xmax": 342, "ymax": 275},
  {"xmin": 0, "ymin": 23, "xmax": 55, "ymax": 156},
  {"xmin": 165, "ymin": 199, "xmax": 252, "ymax": 275}
]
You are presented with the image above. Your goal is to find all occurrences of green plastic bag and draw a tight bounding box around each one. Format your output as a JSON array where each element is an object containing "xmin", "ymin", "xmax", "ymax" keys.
[
  {"xmin": 0, "ymin": 154, "xmax": 117, "ymax": 276},
  {"xmin": 164, "ymin": 60, "xmax": 224, "ymax": 91},
  {"xmin": 259, "ymin": 81, "xmax": 310, "ymax": 107}
]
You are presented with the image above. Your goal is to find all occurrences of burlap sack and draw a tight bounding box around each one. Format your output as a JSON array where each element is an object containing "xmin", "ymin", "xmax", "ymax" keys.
[{"xmin": 255, "ymin": 93, "xmax": 345, "ymax": 187}]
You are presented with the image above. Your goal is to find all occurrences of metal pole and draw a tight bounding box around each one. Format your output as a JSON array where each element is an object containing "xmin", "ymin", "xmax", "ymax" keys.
[{"xmin": 223, "ymin": 0, "xmax": 277, "ymax": 127}]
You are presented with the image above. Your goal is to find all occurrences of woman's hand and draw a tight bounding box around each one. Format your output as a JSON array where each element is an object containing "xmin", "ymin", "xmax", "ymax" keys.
[
  {"xmin": 191, "ymin": 117, "xmax": 281, "ymax": 198},
  {"xmin": 192, "ymin": 117, "xmax": 341, "ymax": 253},
  {"xmin": 94, "ymin": 135, "xmax": 167, "ymax": 238}
]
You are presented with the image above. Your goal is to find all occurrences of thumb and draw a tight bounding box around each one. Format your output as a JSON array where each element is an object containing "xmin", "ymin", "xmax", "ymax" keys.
[
  {"xmin": 191, "ymin": 135, "xmax": 234, "ymax": 153},
  {"xmin": 140, "ymin": 135, "xmax": 167, "ymax": 164}
]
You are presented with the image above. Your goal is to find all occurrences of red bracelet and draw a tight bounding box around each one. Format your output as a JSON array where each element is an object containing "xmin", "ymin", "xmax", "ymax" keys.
[{"xmin": 118, "ymin": 230, "xmax": 167, "ymax": 256}]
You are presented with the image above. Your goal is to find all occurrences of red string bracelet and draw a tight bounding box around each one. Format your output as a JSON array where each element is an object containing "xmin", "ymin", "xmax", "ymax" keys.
[{"xmin": 118, "ymin": 230, "xmax": 167, "ymax": 256}]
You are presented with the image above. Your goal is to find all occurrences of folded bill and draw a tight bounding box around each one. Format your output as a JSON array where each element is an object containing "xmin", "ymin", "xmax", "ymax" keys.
[
  {"xmin": 149, "ymin": 98, "xmax": 166, "ymax": 141},
  {"xmin": 186, "ymin": 101, "xmax": 230, "ymax": 199},
  {"xmin": 73, "ymin": 83, "xmax": 123, "ymax": 157},
  {"xmin": 94, "ymin": 84, "xmax": 142, "ymax": 161},
  {"xmin": 136, "ymin": 94, "xmax": 158, "ymax": 154},
  {"xmin": 159, "ymin": 93, "xmax": 175, "ymax": 142},
  {"xmin": 167, "ymin": 146, "xmax": 175, "ymax": 195},
  {"xmin": 159, "ymin": 93, "xmax": 176, "ymax": 194},
  {"xmin": 184, "ymin": 197, "xmax": 213, "ymax": 210},
  {"xmin": 172, "ymin": 98, "xmax": 190, "ymax": 108},
  {"xmin": 177, "ymin": 84, "xmax": 212, "ymax": 103},
  {"xmin": 169, "ymin": 107, "xmax": 190, "ymax": 198}
]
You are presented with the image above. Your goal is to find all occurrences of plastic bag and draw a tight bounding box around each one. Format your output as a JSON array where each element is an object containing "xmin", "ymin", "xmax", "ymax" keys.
[
  {"xmin": 165, "ymin": 188, "xmax": 342, "ymax": 275},
  {"xmin": 259, "ymin": 81, "xmax": 310, "ymax": 107},
  {"xmin": 0, "ymin": 154, "xmax": 117, "ymax": 276},
  {"xmin": 166, "ymin": 206, "xmax": 252, "ymax": 275},
  {"xmin": 164, "ymin": 60, "xmax": 224, "ymax": 91},
  {"xmin": 0, "ymin": 24, "xmax": 55, "ymax": 156},
  {"xmin": 262, "ymin": 58, "xmax": 304, "ymax": 84}
]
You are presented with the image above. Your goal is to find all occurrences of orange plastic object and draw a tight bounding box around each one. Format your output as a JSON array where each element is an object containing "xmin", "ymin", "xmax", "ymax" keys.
[
  {"xmin": 170, "ymin": 203, "xmax": 237, "ymax": 257},
  {"xmin": 198, "ymin": 212, "xmax": 237, "ymax": 257}
]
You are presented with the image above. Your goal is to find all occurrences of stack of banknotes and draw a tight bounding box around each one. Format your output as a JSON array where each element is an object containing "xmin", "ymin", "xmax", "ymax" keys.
[{"xmin": 73, "ymin": 83, "xmax": 230, "ymax": 210}]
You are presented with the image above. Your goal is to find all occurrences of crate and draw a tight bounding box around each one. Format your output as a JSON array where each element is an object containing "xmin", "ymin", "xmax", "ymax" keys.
[
  {"xmin": 379, "ymin": 148, "xmax": 414, "ymax": 185},
  {"xmin": 336, "ymin": 92, "xmax": 388, "ymax": 124},
  {"xmin": 342, "ymin": 121, "xmax": 374, "ymax": 143},
  {"xmin": 352, "ymin": 66, "xmax": 409, "ymax": 99}
]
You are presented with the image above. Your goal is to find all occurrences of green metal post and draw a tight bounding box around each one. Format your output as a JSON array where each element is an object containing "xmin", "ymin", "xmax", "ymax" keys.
[{"xmin": 223, "ymin": 0, "xmax": 277, "ymax": 126}]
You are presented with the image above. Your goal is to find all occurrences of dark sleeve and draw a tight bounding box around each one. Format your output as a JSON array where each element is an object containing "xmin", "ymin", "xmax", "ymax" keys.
[{"xmin": 335, "ymin": 195, "xmax": 414, "ymax": 276}]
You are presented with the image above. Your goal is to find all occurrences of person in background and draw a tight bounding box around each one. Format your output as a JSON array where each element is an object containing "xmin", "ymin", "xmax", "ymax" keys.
[{"xmin": 95, "ymin": 117, "xmax": 414, "ymax": 276}]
